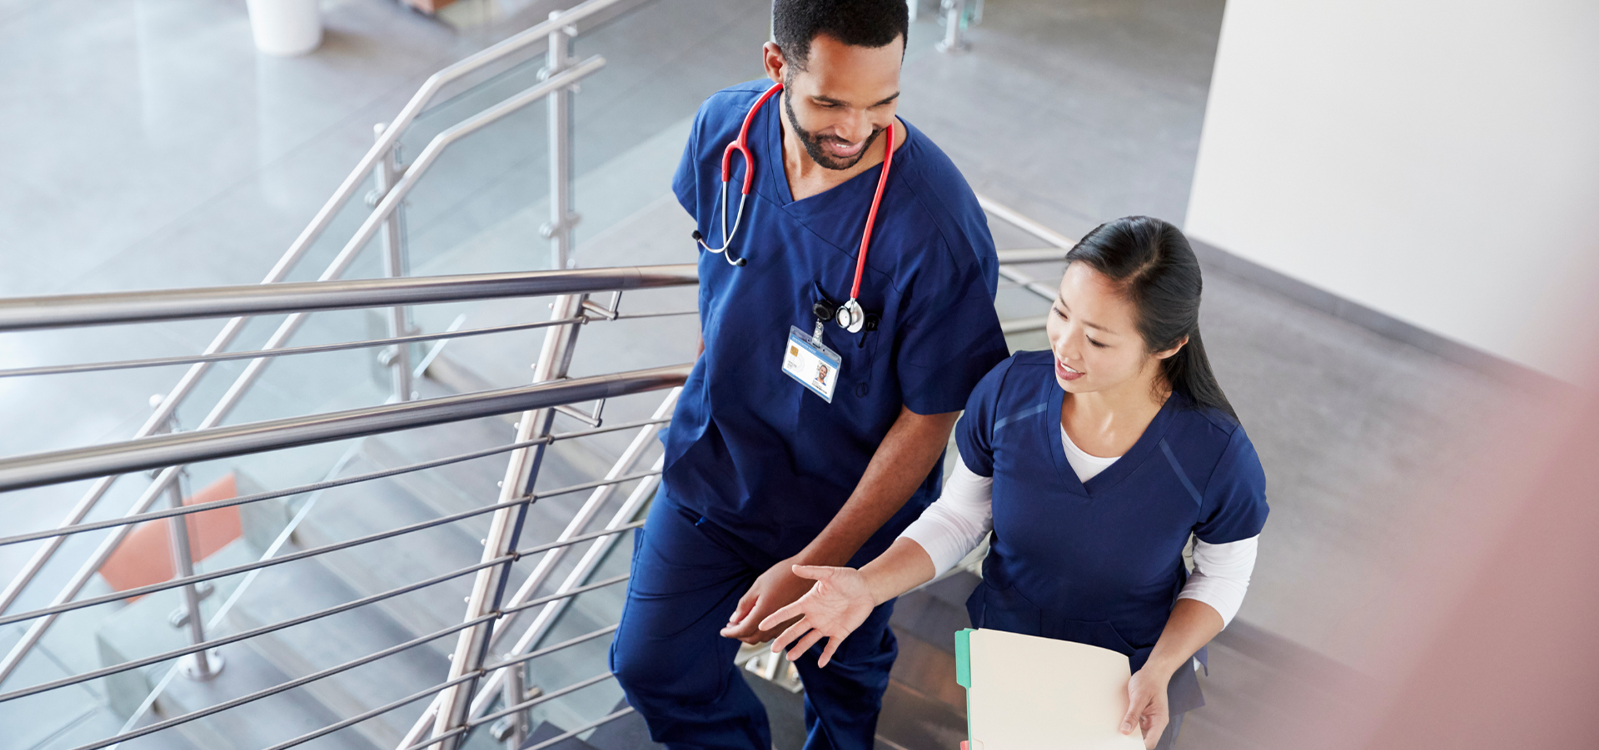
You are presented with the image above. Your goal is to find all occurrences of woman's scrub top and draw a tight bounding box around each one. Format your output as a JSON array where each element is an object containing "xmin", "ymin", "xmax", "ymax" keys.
[{"xmin": 956, "ymin": 351, "xmax": 1270, "ymax": 672}]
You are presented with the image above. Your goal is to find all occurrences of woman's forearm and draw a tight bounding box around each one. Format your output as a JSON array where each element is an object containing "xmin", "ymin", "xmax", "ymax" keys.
[
  {"xmin": 1142, "ymin": 598, "xmax": 1224, "ymax": 678},
  {"xmin": 859, "ymin": 537, "xmax": 938, "ymax": 606}
]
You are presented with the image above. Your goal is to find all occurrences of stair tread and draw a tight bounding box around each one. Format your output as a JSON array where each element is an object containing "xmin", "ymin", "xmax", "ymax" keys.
[
  {"xmin": 224, "ymin": 555, "xmax": 450, "ymax": 747},
  {"xmin": 290, "ymin": 452, "xmax": 518, "ymax": 640},
  {"xmin": 153, "ymin": 629, "xmax": 380, "ymax": 750}
]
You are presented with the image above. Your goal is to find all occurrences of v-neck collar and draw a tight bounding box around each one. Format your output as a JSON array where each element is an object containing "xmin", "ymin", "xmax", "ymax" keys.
[
  {"xmin": 760, "ymin": 92, "xmax": 909, "ymax": 214},
  {"xmin": 1043, "ymin": 386, "xmax": 1180, "ymax": 498}
]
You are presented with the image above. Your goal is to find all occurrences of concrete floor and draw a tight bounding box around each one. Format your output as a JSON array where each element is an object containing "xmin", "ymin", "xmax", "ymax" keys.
[{"xmin": 0, "ymin": 0, "xmax": 1545, "ymax": 748}]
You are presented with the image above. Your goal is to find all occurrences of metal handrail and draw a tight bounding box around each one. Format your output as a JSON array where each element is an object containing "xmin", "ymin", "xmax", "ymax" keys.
[
  {"xmin": 0, "ymin": 311, "xmax": 691, "ymax": 380},
  {"xmin": 995, "ymin": 247, "xmax": 1068, "ymax": 263},
  {"xmin": 270, "ymin": 0, "xmax": 629, "ymax": 290},
  {"xmin": 0, "ymin": 418, "xmax": 665, "ymax": 548},
  {"xmin": 0, "ymin": 265, "xmax": 696, "ymax": 332},
  {"xmin": 0, "ymin": 525, "xmax": 640, "ymax": 703},
  {"xmin": 0, "ymin": 498, "xmax": 524, "ymax": 629},
  {"xmin": 70, "ymin": 614, "xmax": 502, "ymax": 750},
  {"xmin": 0, "ymin": 364, "xmax": 688, "ymax": 492},
  {"xmin": 0, "ymin": 22, "xmax": 614, "ymax": 621}
]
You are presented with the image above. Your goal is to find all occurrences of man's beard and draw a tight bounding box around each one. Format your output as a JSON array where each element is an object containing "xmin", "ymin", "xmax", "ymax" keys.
[{"xmin": 783, "ymin": 88, "xmax": 883, "ymax": 171}]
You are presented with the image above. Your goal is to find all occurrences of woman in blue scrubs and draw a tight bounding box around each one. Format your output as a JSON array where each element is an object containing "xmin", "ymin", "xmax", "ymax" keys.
[{"xmin": 760, "ymin": 216, "xmax": 1269, "ymax": 749}]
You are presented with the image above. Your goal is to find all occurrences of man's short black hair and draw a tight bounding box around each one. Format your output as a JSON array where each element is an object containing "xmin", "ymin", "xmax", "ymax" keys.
[{"xmin": 772, "ymin": 0, "xmax": 909, "ymax": 70}]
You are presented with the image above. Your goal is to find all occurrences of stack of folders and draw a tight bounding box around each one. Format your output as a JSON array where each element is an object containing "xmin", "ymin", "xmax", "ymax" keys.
[{"xmin": 955, "ymin": 628, "xmax": 1146, "ymax": 749}]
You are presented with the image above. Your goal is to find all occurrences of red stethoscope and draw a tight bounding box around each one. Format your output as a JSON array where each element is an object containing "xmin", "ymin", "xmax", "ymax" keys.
[{"xmin": 692, "ymin": 82, "xmax": 895, "ymax": 334}]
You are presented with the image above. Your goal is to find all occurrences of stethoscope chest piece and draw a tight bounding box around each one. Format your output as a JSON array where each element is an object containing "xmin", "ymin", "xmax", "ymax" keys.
[{"xmin": 835, "ymin": 299, "xmax": 866, "ymax": 334}]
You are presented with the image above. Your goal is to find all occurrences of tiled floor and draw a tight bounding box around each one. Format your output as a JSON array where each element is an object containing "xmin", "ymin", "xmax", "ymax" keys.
[{"xmin": 0, "ymin": 0, "xmax": 1545, "ymax": 748}]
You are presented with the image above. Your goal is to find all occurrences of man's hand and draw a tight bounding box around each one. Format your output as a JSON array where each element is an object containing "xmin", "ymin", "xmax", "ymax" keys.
[
  {"xmin": 719, "ymin": 555, "xmax": 814, "ymax": 644},
  {"xmin": 1121, "ymin": 668, "xmax": 1170, "ymax": 749}
]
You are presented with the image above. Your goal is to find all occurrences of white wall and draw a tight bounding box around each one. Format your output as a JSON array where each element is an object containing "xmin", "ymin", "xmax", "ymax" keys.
[{"xmin": 1185, "ymin": 0, "xmax": 1599, "ymax": 379}]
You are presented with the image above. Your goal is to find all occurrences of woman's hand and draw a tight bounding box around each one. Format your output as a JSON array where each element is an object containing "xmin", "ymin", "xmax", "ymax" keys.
[
  {"xmin": 1121, "ymin": 668, "xmax": 1171, "ymax": 749},
  {"xmin": 757, "ymin": 564, "xmax": 876, "ymax": 667}
]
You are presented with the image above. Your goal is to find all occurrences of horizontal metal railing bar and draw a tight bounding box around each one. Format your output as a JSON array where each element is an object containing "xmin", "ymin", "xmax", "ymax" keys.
[
  {"xmin": 550, "ymin": 416, "xmax": 672, "ymax": 442},
  {"xmin": 525, "ymin": 708, "xmax": 636, "ymax": 750},
  {"xmin": 481, "ymin": 624, "xmax": 619, "ymax": 674},
  {"xmin": 999, "ymin": 265, "xmax": 1059, "ymax": 303},
  {"xmin": 0, "ymin": 315, "xmax": 589, "ymax": 380},
  {"xmin": 395, "ymin": 726, "xmax": 472, "ymax": 750},
  {"xmin": 396, "ymin": 625, "xmax": 623, "ymax": 750},
  {"xmin": 527, "ymin": 469, "xmax": 661, "ymax": 500},
  {"xmin": 515, "ymin": 521, "xmax": 644, "ymax": 559},
  {"xmin": 978, "ymin": 194, "xmax": 1079, "ymax": 250},
  {"xmin": 0, "ymin": 417, "xmax": 668, "ymax": 549},
  {"xmin": 259, "ymin": 672, "xmax": 477, "ymax": 750},
  {"xmin": 1, "ymin": 540, "xmax": 636, "ymax": 700},
  {"xmin": 469, "ymin": 670, "xmax": 615, "ymax": 727},
  {"xmin": 0, "ymin": 363, "xmax": 690, "ymax": 492},
  {"xmin": 0, "ymin": 549, "xmax": 502, "ymax": 704},
  {"xmin": 1001, "ymin": 317, "xmax": 1049, "ymax": 335},
  {"xmin": 63, "ymin": 613, "xmax": 500, "ymax": 750},
  {"xmin": 609, "ymin": 309, "xmax": 698, "ymax": 322},
  {"xmin": 0, "ymin": 496, "xmax": 529, "ymax": 628},
  {"xmin": 0, "ymin": 265, "xmax": 697, "ymax": 332},
  {"xmin": 995, "ymin": 247, "xmax": 1068, "ymax": 264},
  {"xmin": 498, "ymin": 573, "xmax": 630, "ymax": 617},
  {"xmin": 265, "ymin": 0, "xmax": 628, "ymax": 320}
]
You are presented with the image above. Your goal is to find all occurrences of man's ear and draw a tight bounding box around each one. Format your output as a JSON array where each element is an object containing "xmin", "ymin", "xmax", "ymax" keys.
[{"xmin": 762, "ymin": 42, "xmax": 786, "ymax": 85}]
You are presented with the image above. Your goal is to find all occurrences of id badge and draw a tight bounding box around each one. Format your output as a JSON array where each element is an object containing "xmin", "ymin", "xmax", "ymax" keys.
[{"xmin": 783, "ymin": 325, "xmax": 842, "ymax": 403}]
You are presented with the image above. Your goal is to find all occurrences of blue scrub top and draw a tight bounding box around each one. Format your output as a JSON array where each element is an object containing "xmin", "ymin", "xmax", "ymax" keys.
[
  {"xmin": 662, "ymin": 80, "xmax": 1009, "ymax": 559},
  {"xmin": 956, "ymin": 352, "xmax": 1269, "ymax": 671}
]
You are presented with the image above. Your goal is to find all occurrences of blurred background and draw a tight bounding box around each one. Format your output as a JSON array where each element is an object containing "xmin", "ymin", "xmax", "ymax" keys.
[{"xmin": 0, "ymin": 0, "xmax": 1594, "ymax": 748}]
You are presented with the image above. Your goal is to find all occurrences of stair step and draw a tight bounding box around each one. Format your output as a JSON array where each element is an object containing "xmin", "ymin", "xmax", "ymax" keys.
[
  {"xmin": 580, "ymin": 697, "xmax": 662, "ymax": 750},
  {"xmin": 743, "ymin": 672, "xmax": 808, "ymax": 750},
  {"xmin": 289, "ymin": 450, "xmax": 515, "ymax": 644},
  {"xmin": 150, "ymin": 622, "xmax": 380, "ymax": 750},
  {"xmin": 223, "ymin": 555, "xmax": 449, "ymax": 749},
  {"xmin": 522, "ymin": 718, "xmax": 603, "ymax": 750}
]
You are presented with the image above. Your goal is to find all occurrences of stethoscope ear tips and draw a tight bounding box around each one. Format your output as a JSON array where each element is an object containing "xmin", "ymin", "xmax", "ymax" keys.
[
  {"xmin": 733, "ymin": 257, "xmax": 747, "ymax": 267},
  {"xmin": 691, "ymin": 230, "xmax": 704, "ymax": 242}
]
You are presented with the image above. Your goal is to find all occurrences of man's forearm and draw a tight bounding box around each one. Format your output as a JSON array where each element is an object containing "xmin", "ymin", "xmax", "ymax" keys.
[{"xmin": 796, "ymin": 406, "xmax": 960, "ymax": 567}]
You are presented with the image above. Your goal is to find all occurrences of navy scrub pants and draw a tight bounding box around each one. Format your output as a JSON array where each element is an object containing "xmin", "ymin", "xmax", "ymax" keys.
[{"xmin": 610, "ymin": 495, "xmax": 897, "ymax": 750}]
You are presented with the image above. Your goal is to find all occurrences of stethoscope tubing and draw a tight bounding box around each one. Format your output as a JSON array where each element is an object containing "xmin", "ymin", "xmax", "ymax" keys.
[{"xmin": 696, "ymin": 81, "xmax": 895, "ymax": 333}]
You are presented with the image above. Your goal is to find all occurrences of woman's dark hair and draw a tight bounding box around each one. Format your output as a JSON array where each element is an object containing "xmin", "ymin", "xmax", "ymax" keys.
[
  {"xmin": 773, "ymin": 0, "xmax": 909, "ymax": 70},
  {"xmin": 1065, "ymin": 216, "xmax": 1239, "ymax": 422}
]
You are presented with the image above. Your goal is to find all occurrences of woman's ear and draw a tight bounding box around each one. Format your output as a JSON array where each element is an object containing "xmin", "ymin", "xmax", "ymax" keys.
[{"xmin": 1154, "ymin": 336, "xmax": 1189, "ymax": 361}]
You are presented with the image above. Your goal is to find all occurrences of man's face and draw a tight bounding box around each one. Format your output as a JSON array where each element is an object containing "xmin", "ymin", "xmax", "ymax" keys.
[{"xmin": 771, "ymin": 33, "xmax": 903, "ymax": 171}]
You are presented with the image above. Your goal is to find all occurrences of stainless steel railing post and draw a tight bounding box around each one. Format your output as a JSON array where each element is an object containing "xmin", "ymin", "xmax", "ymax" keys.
[
  {"xmin": 432, "ymin": 13, "xmax": 590, "ymax": 735},
  {"xmin": 542, "ymin": 10, "xmax": 581, "ymax": 270},
  {"xmin": 937, "ymin": 0, "xmax": 969, "ymax": 53},
  {"xmin": 497, "ymin": 663, "xmax": 529, "ymax": 748},
  {"xmin": 164, "ymin": 469, "xmax": 222, "ymax": 681},
  {"xmin": 373, "ymin": 123, "xmax": 415, "ymax": 403}
]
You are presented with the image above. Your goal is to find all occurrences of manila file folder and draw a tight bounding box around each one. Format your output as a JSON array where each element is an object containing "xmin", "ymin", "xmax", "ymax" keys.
[{"xmin": 955, "ymin": 628, "xmax": 1145, "ymax": 749}]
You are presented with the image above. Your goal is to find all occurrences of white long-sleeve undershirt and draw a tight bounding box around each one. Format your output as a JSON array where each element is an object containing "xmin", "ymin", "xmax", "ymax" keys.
[{"xmin": 901, "ymin": 428, "xmax": 1258, "ymax": 627}]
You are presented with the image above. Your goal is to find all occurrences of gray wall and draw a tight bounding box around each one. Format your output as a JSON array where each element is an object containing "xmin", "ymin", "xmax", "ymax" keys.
[{"xmin": 1185, "ymin": 0, "xmax": 1599, "ymax": 380}]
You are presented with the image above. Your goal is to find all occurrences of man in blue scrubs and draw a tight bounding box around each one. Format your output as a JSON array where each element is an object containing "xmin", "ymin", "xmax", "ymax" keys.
[{"xmin": 610, "ymin": 2, "xmax": 1007, "ymax": 747}]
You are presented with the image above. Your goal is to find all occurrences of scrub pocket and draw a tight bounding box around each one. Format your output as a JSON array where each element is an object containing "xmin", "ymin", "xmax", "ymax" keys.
[
  {"xmin": 1043, "ymin": 618, "xmax": 1139, "ymax": 660},
  {"xmin": 965, "ymin": 581, "xmax": 1043, "ymax": 636}
]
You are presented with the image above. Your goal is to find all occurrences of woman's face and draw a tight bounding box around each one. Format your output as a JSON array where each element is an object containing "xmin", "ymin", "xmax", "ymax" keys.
[{"xmin": 1046, "ymin": 262, "xmax": 1169, "ymax": 397}]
